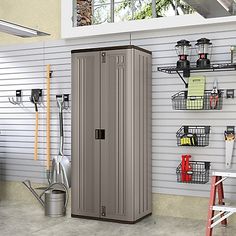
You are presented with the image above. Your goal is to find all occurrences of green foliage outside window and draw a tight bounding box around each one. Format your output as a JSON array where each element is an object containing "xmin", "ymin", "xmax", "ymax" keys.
[{"xmin": 76, "ymin": 0, "xmax": 194, "ymax": 26}]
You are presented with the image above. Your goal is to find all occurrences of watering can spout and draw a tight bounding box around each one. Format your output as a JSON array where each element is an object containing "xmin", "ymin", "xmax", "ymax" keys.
[{"xmin": 22, "ymin": 180, "xmax": 45, "ymax": 207}]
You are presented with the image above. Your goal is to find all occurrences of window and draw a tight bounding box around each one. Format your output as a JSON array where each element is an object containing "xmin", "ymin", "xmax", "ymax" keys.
[
  {"xmin": 74, "ymin": 0, "xmax": 155, "ymax": 27},
  {"xmin": 72, "ymin": 0, "xmax": 194, "ymax": 28}
]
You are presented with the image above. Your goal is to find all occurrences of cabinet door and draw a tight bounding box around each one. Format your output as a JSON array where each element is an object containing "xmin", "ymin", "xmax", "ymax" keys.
[
  {"xmin": 71, "ymin": 52, "xmax": 101, "ymax": 217},
  {"xmin": 100, "ymin": 50, "xmax": 133, "ymax": 221}
]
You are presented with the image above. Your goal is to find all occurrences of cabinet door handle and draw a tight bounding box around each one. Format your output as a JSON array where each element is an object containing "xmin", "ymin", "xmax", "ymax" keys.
[
  {"xmin": 100, "ymin": 129, "xmax": 105, "ymax": 139},
  {"xmin": 95, "ymin": 129, "xmax": 105, "ymax": 140},
  {"xmin": 95, "ymin": 129, "xmax": 100, "ymax": 139}
]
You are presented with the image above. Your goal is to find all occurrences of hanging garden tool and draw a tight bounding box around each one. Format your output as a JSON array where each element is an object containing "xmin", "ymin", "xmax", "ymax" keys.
[
  {"xmin": 30, "ymin": 89, "xmax": 42, "ymax": 161},
  {"xmin": 50, "ymin": 94, "xmax": 71, "ymax": 188},
  {"xmin": 46, "ymin": 65, "xmax": 52, "ymax": 177},
  {"xmin": 210, "ymin": 79, "xmax": 219, "ymax": 109},
  {"xmin": 225, "ymin": 126, "xmax": 235, "ymax": 169}
]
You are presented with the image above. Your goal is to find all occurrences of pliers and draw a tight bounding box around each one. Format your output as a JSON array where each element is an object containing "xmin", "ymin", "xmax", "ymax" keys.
[{"xmin": 210, "ymin": 80, "xmax": 219, "ymax": 109}]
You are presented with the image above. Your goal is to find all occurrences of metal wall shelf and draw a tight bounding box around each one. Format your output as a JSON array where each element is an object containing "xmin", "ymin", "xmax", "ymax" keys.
[
  {"xmin": 176, "ymin": 125, "xmax": 210, "ymax": 147},
  {"xmin": 172, "ymin": 90, "xmax": 223, "ymax": 110},
  {"xmin": 157, "ymin": 63, "xmax": 236, "ymax": 88},
  {"xmin": 176, "ymin": 161, "xmax": 210, "ymax": 184}
]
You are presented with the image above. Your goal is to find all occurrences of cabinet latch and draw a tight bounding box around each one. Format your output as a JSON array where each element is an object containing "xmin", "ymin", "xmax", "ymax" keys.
[
  {"xmin": 95, "ymin": 129, "xmax": 105, "ymax": 139},
  {"xmin": 101, "ymin": 206, "xmax": 106, "ymax": 217},
  {"xmin": 101, "ymin": 52, "xmax": 106, "ymax": 63}
]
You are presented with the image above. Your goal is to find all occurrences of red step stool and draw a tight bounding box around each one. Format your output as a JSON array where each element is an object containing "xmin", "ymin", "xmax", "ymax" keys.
[{"xmin": 206, "ymin": 170, "xmax": 236, "ymax": 236}]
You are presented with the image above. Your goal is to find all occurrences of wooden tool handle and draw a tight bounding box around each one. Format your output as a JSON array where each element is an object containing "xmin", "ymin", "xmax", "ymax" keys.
[
  {"xmin": 46, "ymin": 64, "xmax": 51, "ymax": 170},
  {"xmin": 34, "ymin": 111, "xmax": 39, "ymax": 161}
]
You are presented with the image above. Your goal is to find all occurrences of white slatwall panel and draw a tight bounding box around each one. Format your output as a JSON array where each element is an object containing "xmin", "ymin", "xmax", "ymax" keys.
[
  {"xmin": 133, "ymin": 23, "xmax": 236, "ymax": 199},
  {"xmin": 0, "ymin": 22, "xmax": 236, "ymax": 199}
]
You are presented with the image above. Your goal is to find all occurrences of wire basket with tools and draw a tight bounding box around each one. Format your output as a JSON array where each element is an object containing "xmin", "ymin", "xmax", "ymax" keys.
[
  {"xmin": 171, "ymin": 90, "xmax": 223, "ymax": 110},
  {"xmin": 176, "ymin": 161, "xmax": 210, "ymax": 184},
  {"xmin": 176, "ymin": 126, "xmax": 210, "ymax": 147}
]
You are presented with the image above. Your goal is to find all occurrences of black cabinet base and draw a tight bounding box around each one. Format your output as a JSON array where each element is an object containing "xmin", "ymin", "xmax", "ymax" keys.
[{"xmin": 71, "ymin": 213, "xmax": 152, "ymax": 224}]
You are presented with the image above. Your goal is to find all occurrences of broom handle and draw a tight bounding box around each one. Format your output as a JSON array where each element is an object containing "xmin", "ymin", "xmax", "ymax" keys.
[
  {"xmin": 46, "ymin": 65, "xmax": 51, "ymax": 170},
  {"xmin": 34, "ymin": 111, "xmax": 39, "ymax": 161}
]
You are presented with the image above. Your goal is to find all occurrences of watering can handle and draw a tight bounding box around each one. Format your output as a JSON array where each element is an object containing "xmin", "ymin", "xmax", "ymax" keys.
[{"xmin": 39, "ymin": 182, "xmax": 69, "ymax": 208}]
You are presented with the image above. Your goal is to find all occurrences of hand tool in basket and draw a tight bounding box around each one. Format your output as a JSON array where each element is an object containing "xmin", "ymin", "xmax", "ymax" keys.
[
  {"xmin": 181, "ymin": 154, "xmax": 192, "ymax": 182},
  {"xmin": 210, "ymin": 79, "xmax": 219, "ymax": 109},
  {"xmin": 180, "ymin": 133, "xmax": 198, "ymax": 146},
  {"xmin": 187, "ymin": 76, "xmax": 205, "ymax": 110}
]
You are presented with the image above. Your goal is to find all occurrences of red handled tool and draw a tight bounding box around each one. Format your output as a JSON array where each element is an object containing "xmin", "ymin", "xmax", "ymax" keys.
[
  {"xmin": 210, "ymin": 79, "xmax": 219, "ymax": 109},
  {"xmin": 181, "ymin": 154, "xmax": 192, "ymax": 182}
]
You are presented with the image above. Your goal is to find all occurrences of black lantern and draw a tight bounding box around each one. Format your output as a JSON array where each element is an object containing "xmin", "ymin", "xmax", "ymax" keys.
[
  {"xmin": 175, "ymin": 40, "xmax": 191, "ymax": 69},
  {"xmin": 195, "ymin": 38, "xmax": 212, "ymax": 68}
]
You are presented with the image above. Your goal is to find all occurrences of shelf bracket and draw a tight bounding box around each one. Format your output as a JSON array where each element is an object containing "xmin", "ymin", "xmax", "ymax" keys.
[{"xmin": 176, "ymin": 71, "xmax": 188, "ymax": 88}]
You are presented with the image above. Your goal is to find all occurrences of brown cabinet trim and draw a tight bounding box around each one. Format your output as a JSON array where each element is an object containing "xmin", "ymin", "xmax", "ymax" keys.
[{"xmin": 71, "ymin": 45, "xmax": 152, "ymax": 55}]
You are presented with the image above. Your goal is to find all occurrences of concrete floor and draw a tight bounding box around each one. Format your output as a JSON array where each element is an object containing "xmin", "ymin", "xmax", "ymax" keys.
[{"xmin": 0, "ymin": 201, "xmax": 236, "ymax": 236}]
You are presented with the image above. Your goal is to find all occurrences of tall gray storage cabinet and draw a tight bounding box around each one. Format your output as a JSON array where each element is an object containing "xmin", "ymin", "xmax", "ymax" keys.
[{"xmin": 71, "ymin": 45, "xmax": 152, "ymax": 223}]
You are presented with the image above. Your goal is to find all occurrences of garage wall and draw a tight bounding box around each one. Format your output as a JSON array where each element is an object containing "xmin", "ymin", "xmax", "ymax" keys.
[
  {"xmin": 1, "ymin": 21, "xmax": 236, "ymax": 199},
  {"xmin": 0, "ymin": 0, "xmax": 60, "ymax": 44}
]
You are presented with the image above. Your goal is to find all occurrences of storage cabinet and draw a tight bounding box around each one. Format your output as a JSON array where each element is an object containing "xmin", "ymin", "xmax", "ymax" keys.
[{"xmin": 71, "ymin": 46, "xmax": 152, "ymax": 223}]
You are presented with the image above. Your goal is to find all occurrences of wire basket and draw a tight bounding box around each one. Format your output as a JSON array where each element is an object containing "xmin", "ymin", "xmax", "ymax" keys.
[
  {"xmin": 176, "ymin": 161, "xmax": 210, "ymax": 184},
  {"xmin": 176, "ymin": 126, "xmax": 210, "ymax": 147},
  {"xmin": 172, "ymin": 90, "xmax": 223, "ymax": 110}
]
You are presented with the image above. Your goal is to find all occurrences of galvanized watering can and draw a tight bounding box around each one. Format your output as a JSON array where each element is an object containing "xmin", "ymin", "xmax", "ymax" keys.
[{"xmin": 23, "ymin": 180, "xmax": 68, "ymax": 217}]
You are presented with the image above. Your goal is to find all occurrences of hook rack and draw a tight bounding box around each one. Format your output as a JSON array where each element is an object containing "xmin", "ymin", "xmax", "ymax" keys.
[
  {"xmin": 63, "ymin": 94, "xmax": 70, "ymax": 110},
  {"xmin": 226, "ymin": 89, "xmax": 234, "ymax": 99},
  {"xmin": 8, "ymin": 90, "xmax": 22, "ymax": 105},
  {"xmin": 56, "ymin": 94, "xmax": 70, "ymax": 110},
  {"xmin": 30, "ymin": 89, "xmax": 43, "ymax": 105},
  {"xmin": 225, "ymin": 126, "xmax": 235, "ymax": 136},
  {"xmin": 49, "ymin": 70, "xmax": 53, "ymax": 78}
]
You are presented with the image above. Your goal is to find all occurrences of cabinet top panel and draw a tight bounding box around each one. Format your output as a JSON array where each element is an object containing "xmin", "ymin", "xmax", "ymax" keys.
[{"xmin": 71, "ymin": 45, "xmax": 152, "ymax": 55}]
